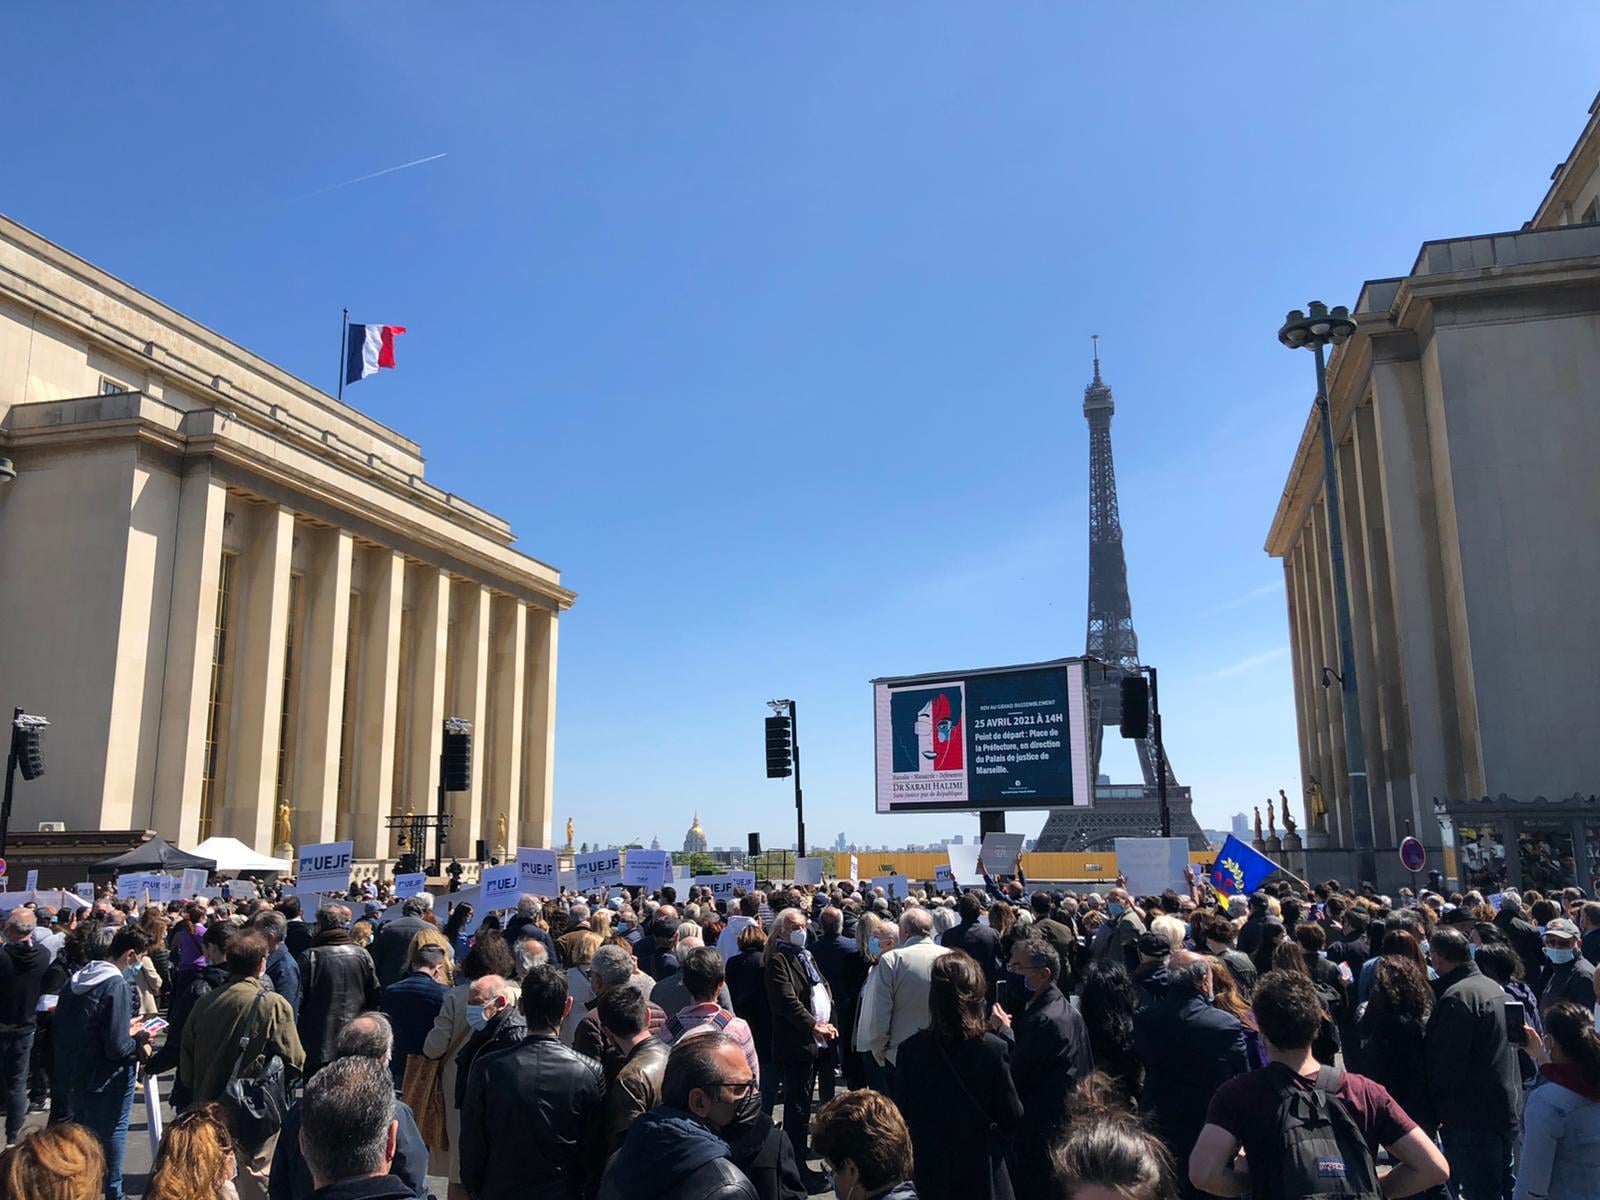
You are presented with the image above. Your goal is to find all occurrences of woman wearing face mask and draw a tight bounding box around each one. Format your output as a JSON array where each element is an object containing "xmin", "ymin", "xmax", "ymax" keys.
[
  {"xmin": 764, "ymin": 908, "xmax": 839, "ymax": 1193},
  {"xmin": 1516, "ymin": 1000, "xmax": 1600, "ymax": 1199},
  {"xmin": 813, "ymin": 1089, "xmax": 918, "ymax": 1200},
  {"xmin": 421, "ymin": 931, "xmax": 515, "ymax": 1200}
]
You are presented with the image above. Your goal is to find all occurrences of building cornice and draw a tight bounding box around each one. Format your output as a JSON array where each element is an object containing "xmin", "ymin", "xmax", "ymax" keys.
[{"xmin": 1529, "ymin": 90, "xmax": 1600, "ymax": 230}]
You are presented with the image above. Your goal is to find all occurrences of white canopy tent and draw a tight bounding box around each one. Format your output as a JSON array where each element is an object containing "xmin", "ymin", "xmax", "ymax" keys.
[{"xmin": 188, "ymin": 837, "xmax": 292, "ymax": 876}]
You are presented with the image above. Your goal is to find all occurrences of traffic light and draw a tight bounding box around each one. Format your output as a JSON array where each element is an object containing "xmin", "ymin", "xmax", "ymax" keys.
[
  {"xmin": 14, "ymin": 725, "xmax": 43, "ymax": 781},
  {"xmin": 441, "ymin": 724, "xmax": 472, "ymax": 792},
  {"xmin": 765, "ymin": 715, "xmax": 792, "ymax": 778},
  {"xmin": 1119, "ymin": 674, "xmax": 1150, "ymax": 740}
]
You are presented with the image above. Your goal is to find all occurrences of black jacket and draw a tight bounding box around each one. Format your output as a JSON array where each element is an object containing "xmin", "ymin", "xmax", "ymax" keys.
[
  {"xmin": 1236, "ymin": 911, "xmax": 1269, "ymax": 956},
  {"xmin": 722, "ymin": 1110, "xmax": 805, "ymax": 1200},
  {"xmin": 893, "ymin": 1030, "xmax": 1023, "ymax": 1200},
  {"xmin": 1008, "ymin": 984, "xmax": 1094, "ymax": 1198},
  {"xmin": 269, "ymin": 1094, "xmax": 430, "ymax": 1200},
  {"xmin": 724, "ymin": 950, "xmax": 772, "ymax": 1065},
  {"xmin": 1207, "ymin": 948, "xmax": 1257, "ymax": 996},
  {"xmin": 1495, "ymin": 911, "xmax": 1545, "ymax": 981},
  {"xmin": 940, "ymin": 921, "xmax": 1003, "ymax": 992},
  {"xmin": 1537, "ymin": 955, "xmax": 1596, "ymax": 1018},
  {"xmin": 1132, "ymin": 990, "xmax": 1248, "ymax": 1164},
  {"xmin": 284, "ymin": 919, "xmax": 312, "ymax": 960},
  {"xmin": 310, "ymin": 1178, "xmax": 416, "ymax": 1200},
  {"xmin": 371, "ymin": 916, "xmax": 430, "ymax": 989},
  {"xmin": 455, "ymin": 1006, "xmax": 528, "ymax": 1110},
  {"xmin": 297, "ymin": 935, "xmax": 381, "ymax": 1074},
  {"xmin": 764, "ymin": 945, "xmax": 829, "ymax": 1066},
  {"xmin": 0, "ymin": 941, "xmax": 50, "ymax": 1030},
  {"xmin": 600, "ymin": 1108, "xmax": 758, "ymax": 1200},
  {"xmin": 460, "ymin": 1033, "xmax": 607, "ymax": 1200},
  {"xmin": 808, "ymin": 933, "xmax": 859, "ymax": 1018},
  {"xmin": 1357, "ymin": 996, "xmax": 1434, "ymax": 1131},
  {"xmin": 55, "ymin": 961, "xmax": 141, "ymax": 1095},
  {"xmin": 1424, "ymin": 961, "xmax": 1520, "ymax": 1133}
]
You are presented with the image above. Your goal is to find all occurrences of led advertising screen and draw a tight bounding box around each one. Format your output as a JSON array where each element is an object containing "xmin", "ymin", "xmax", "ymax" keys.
[{"xmin": 872, "ymin": 658, "xmax": 1092, "ymax": 813}]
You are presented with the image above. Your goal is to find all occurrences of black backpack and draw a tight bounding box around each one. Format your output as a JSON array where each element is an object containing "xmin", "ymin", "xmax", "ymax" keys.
[{"xmin": 1261, "ymin": 1066, "xmax": 1382, "ymax": 1200}]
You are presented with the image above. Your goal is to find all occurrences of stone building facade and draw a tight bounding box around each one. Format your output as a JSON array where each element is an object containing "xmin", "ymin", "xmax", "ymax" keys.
[
  {"xmin": 0, "ymin": 215, "xmax": 573, "ymax": 863},
  {"xmin": 1266, "ymin": 94, "xmax": 1600, "ymax": 887}
]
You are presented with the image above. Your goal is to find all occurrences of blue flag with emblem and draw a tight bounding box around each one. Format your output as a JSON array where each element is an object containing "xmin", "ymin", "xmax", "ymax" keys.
[{"xmin": 1210, "ymin": 835, "xmax": 1281, "ymax": 897}]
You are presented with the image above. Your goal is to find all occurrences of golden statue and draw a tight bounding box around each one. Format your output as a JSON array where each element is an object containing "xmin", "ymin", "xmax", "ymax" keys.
[
  {"xmin": 566, "ymin": 817, "xmax": 575, "ymax": 851},
  {"xmin": 1307, "ymin": 777, "xmax": 1328, "ymax": 830},
  {"xmin": 496, "ymin": 812, "xmax": 508, "ymax": 857},
  {"xmin": 1253, "ymin": 806, "xmax": 1263, "ymax": 842},
  {"xmin": 1280, "ymin": 789, "xmax": 1297, "ymax": 838},
  {"xmin": 274, "ymin": 798, "xmax": 294, "ymax": 852},
  {"xmin": 1267, "ymin": 796, "xmax": 1277, "ymax": 838}
]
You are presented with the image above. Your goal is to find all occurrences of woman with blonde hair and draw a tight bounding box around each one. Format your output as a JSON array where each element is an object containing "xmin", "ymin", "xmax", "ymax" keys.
[
  {"xmin": 0, "ymin": 1122, "xmax": 106, "ymax": 1200},
  {"xmin": 145, "ymin": 1103, "xmax": 237, "ymax": 1200},
  {"xmin": 560, "ymin": 929, "xmax": 603, "ymax": 1043},
  {"xmin": 350, "ymin": 919, "xmax": 374, "ymax": 949},
  {"xmin": 590, "ymin": 909, "xmax": 613, "ymax": 941},
  {"xmin": 406, "ymin": 926, "xmax": 457, "ymax": 986}
]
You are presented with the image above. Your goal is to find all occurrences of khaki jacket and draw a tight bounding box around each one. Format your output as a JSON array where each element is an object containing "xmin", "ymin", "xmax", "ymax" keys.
[{"xmin": 179, "ymin": 974, "xmax": 305, "ymax": 1105}]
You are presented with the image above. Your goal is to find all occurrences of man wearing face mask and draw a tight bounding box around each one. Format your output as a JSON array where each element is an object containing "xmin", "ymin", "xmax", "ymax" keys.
[
  {"xmin": 451, "ymin": 975, "xmax": 525, "ymax": 1114},
  {"xmin": 460, "ymin": 965, "xmax": 606, "ymax": 1200},
  {"xmin": 1093, "ymin": 887, "xmax": 1146, "ymax": 972},
  {"xmin": 764, "ymin": 908, "xmax": 838, "ymax": 1193},
  {"xmin": 1537, "ymin": 917, "xmax": 1596, "ymax": 1019},
  {"xmin": 599, "ymin": 1033, "xmax": 762, "ymax": 1200}
]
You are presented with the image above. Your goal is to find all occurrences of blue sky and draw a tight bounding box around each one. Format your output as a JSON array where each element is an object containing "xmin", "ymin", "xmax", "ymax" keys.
[{"xmin": 5, "ymin": 6, "xmax": 1598, "ymax": 850}]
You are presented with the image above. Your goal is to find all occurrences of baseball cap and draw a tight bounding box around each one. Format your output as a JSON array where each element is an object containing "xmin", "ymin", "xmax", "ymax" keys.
[
  {"xmin": 1136, "ymin": 932, "xmax": 1171, "ymax": 958},
  {"xmin": 1545, "ymin": 917, "xmax": 1579, "ymax": 939}
]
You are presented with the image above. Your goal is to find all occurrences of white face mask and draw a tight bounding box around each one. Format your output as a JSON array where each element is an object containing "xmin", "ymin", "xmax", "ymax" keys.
[{"xmin": 789, "ymin": 929, "xmax": 807, "ymax": 947}]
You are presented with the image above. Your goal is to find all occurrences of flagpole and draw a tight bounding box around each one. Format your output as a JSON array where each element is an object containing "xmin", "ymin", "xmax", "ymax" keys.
[{"xmin": 337, "ymin": 308, "xmax": 349, "ymax": 402}]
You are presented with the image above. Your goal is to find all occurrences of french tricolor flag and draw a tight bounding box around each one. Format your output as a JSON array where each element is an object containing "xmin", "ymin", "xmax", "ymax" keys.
[{"xmin": 345, "ymin": 323, "xmax": 406, "ymax": 386}]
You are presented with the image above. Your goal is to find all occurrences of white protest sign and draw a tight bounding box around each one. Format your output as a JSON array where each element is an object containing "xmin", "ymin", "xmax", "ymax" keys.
[
  {"xmin": 694, "ymin": 871, "xmax": 756, "ymax": 901},
  {"xmin": 934, "ymin": 865, "xmax": 955, "ymax": 893},
  {"xmin": 794, "ymin": 858, "xmax": 824, "ymax": 886},
  {"xmin": 622, "ymin": 849, "xmax": 671, "ymax": 889},
  {"xmin": 117, "ymin": 873, "xmax": 177, "ymax": 901},
  {"xmin": 393, "ymin": 873, "xmax": 428, "ymax": 898},
  {"xmin": 872, "ymin": 875, "xmax": 910, "ymax": 900},
  {"xmin": 946, "ymin": 844, "xmax": 980, "ymax": 887},
  {"xmin": 24, "ymin": 870, "xmax": 37, "ymax": 893},
  {"xmin": 517, "ymin": 847, "xmax": 558, "ymax": 894},
  {"xmin": 181, "ymin": 868, "xmax": 208, "ymax": 897},
  {"xmin": 574, "ymin": 850, "xmax": 622, "ymax": 890},
  {"xmin": 227, "ymin": 879, "xmax": 258, "ymax": 900},
  {"xmin": 296, "ymin": 841, "xmax": 353, "ymax": 894},
  {"xmin": 479, "ymin": 863, "xmax": 522, "ymax": 909},
  {"xmin": 848, "ymin": 854, "xmax": 859, "ymax": 881},
  {"xmin": 1113, "ymin": 837, "xmax": 1191, "ymax": 898},
  {"xmin": 557, "ymin": 869, "xmax": 578, "ymax": 893},
  {"xmin": 979, "ymin": 832, "xmax": 1025, "ymax": 873},
  {"xmin": 74, "ymin": 882, "xmax": 95, "ymax": 902}
]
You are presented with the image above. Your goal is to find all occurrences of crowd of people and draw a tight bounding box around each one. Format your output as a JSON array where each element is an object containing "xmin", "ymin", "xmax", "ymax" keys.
[{"xmin": 0, "ymin": 863, "xmax": 1595, "ymax": 1199}]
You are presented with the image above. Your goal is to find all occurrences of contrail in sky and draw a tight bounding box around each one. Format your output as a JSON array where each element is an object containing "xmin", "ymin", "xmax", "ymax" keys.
[{"xmin": 292, "ymin": 152, "xmax": 448, "ymax": 201}]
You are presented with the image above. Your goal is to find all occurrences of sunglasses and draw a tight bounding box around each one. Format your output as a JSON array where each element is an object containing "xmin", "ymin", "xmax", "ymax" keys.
[{"xmin": 712, "ymin": 1077, "xmax": 757, "ymax": 1098}]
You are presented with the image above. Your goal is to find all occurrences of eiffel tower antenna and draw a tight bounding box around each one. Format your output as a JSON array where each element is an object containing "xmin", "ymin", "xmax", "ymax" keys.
[{"xmin": 1091, "ymin": 334, "xmax": 1100, "ymax": 382}]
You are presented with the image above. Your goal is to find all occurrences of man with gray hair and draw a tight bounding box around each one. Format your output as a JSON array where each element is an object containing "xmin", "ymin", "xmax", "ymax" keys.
[
  {"xmin": 573, "ymin": 944, "xmax": 665, "ymax": 1075},
  {"xmin": 298, "ymin": 1056, "xmax": 406, "ymax": 1198},
  {"xmin": 296, "ymin": 905, "xmax": 381, "ymax": 1077},
  {"xmin": 372, "ymin": 894, "xmax": 433, "ymax": 989},
  {"xmin": 268, "ymin": 1014, "xmax": 431, "ymax": 1200},
  {"xmin": 251, "ymin": 909, "xmax": 302, "ymax": 1019},
  {"xmin": 857, "ymin": 905, "xmax": 950, "ymax": 1087},
  {"xmin": 557, "ymin": 903, "xmax": 593, "ymax": 967},
  {"xmin": 0, "ymin": 906, "xmax": 47, "ymax": 1143}
]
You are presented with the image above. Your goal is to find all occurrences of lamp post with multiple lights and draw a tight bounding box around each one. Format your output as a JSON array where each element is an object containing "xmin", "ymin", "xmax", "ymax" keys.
[{"xmin": 1278, "ymin": 300, "xmax": 1376, "ymax": 887}]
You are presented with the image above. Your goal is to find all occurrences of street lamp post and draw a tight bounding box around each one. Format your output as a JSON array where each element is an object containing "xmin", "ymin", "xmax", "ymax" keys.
[{"xmin": 1279, "ymin": 300, "xmax": 1376, "ymax": 887}]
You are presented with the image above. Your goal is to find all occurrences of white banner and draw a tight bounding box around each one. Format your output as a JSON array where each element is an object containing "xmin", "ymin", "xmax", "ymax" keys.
[
  {"xmin": 622, "ymin": 849, "xmax": 671, "ymax": 889},
  {"xmin": 181, "ymin": 868, "xmax": 208, "ymax": 897},
  {"xmin": 478, "ymin": 863, "xmax": 522, "ymax": 909},
  {"xmin": 296, "ymin": 841, "xmax": 353, "ymax": 894},
  {"xmin": 934, "ymin": 865, "xmax": 955, "ymax": 893},
  {"xmin": 946, "ymin": 844, "xmax": 980, "ymax": 887},
  {"xmin": 871, "ymin": 875, "xmax": 910, "ymax": 900},
  {"xmin": 393, "ymin": 873, "xmax": 428, "ymax": 898},
  {"xmin": 24, "ymin": 870, "xmax": 37, "ymax": 892},
  {"xmin": 693, "ymin": 871, "xmax": 756, "ymax": 901},
  {"xmin": 794, "ymin": 858, "xmax": 824, "ymax": 886},
  {"xmin": 574, "ymin": 850, "xmax": 622, "ymax": 889},
  {"xmin": 848, "ymin": 854, "xmax": 859, "ymax": 882},
  {"xmin": 517, "ymin": 847, "xmax": 559, "ymax": 894},
  {"xmin": 227, "ymin": 879, "xmax": 258, "ymax": 900},
  {"xmin": 557, "ymin": 869, "xmax": 578, "ymax": 893},
  {"xmin": 1114, "ymin": 837, "xmax": 1191, "ymax": 898},
  {"xmin": 74, "ymin": 882, "xmax": 95, "ymax": 902},
  {"xmin": 116, "ymin": 872, "xmax": 178, "ymax": 901}
]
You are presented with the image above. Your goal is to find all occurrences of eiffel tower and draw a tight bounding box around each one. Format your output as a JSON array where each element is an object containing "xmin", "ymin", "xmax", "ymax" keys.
[{"xmin": 1036, "ymin": 341, "xmax": 1207, "ymax": 852}]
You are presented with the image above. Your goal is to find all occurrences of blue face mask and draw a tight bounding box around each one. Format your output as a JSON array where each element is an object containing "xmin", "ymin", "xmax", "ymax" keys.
[
  {"xmin": 1107, "ymin": 903, "xmax": 1125, "ymax": 919},
  {"xmin": 1426, "ymin": 966, "xmax": 1439, "ymax": 981},
  {"xmin": 1545, "ymin": 947, "xmax": 1576, "ymax": 965},
  {"xmin": 866, "ymin": 938, "xmax": 881, "ymax": 957},
  {"xmin": 466, "ymin": 1004, "xmax": 489, "ymax": 1030},
  {"xmin": 122, "ymin": 965, "xmax": 139, "ymax": 985},
  {"xmin": 1467, "ymin": 943, "xmax": 1477, "ymax": 959}
]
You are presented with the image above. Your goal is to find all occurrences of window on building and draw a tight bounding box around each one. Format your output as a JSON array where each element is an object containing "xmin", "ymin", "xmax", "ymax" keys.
[
  {"xmin": 99, "ymin": 376, "xmax": 129, "ymax": 396},
  {"xmin": 273, "ymin": 575, "xmax": 304, "ymax": 842},
  {"xmin": 199, "ymin": 553, "xmax": 239, "ymax": 840},
  {"xmin": 1583, "ymin": 195, "xmax": 1600, "ymax": 225}
]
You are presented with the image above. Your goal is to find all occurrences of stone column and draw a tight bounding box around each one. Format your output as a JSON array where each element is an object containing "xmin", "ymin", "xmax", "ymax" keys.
[
  {"xmin": 151, "ymin": 465, "xmax": 228, "ymax": 846},
  {"xmin": 351, "ymin": 549, "xmax": 404, "ymax": 859},
  {"xmin": 291, "ymin": 528, "xmax": 353, "ymax": 844},
  {"xmin": 1307, "ymin": 503, "xmax": 1352, "ymax": 848},
  {"xmin": 487, "ymin": 598, "xmax": 528, "ymax": 856},
  {"xmin": 449, "ymin": 582, "xmax": 491, "ymax": 854},
  {"xmin": 521, "ymin": 606, "xmax": 559, "ymax": 849},
  {"xmin": 406, "ymin": 568, "xmax": 451, "ymax": 823},
  {"xmin": 222, "ymin": 503, "xmax": 294, "ymax": 853},
  {"xmin": 1336, "ymin": 422, "xmax": 1389, "ymax": 847}
]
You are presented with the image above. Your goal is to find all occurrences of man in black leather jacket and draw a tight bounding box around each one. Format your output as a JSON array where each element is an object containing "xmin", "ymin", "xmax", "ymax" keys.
[
  {"xmin": 296, "ymin": 905, "xmax": 381, "ymax": 1076},
  {"xmin": 601, "ymin": 1032, "xmax": 762, "ymax": 1200},
  {"xmin": 460, "ymin": 964, "xmax": 607, "ymax": 1200}
]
